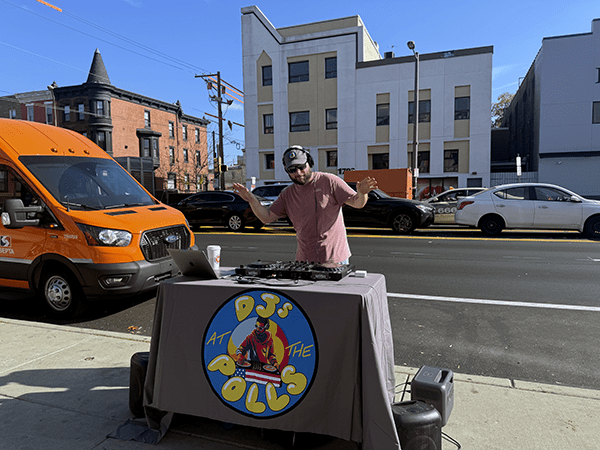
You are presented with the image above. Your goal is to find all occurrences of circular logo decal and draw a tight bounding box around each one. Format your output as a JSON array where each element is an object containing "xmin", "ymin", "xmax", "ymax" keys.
[{"xmin": 203, "ymin": 290, "xmax": 318, "ymax": 418}]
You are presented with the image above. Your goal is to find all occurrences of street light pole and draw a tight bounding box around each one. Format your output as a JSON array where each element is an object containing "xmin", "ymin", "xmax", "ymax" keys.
[{"xmin": 407, "ymin": 41, "xmax": 419, "ymax": 199}]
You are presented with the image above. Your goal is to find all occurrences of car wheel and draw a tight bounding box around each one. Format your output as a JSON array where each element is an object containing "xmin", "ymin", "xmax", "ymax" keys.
[
  {"xmin": 391, "ymin": 212, "xmax": 415, "ymax": 233},
  {"xmin": 584, "ymin": 216, "xmax": 600, "ymax": 239},
  {"xmin": 40, "ymin": 270, "xmax": 85, "ymax": 317},
  {"xmin": 226, "ymin": 213, "xmax": 245, "ymax": 231},
  {"xmin": 479, "ymin": 214, "xmax": 504, "ymax": 236}
]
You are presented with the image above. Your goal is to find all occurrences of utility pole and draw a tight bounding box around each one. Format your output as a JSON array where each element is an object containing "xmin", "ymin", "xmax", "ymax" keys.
[{"xmin": 196, "ymin": 72, "xmax": 226, "ymax": 190}]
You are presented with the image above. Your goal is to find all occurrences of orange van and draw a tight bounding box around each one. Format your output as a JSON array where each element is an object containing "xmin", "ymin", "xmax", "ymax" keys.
[{"xmin": 0, "ymin": 119, "xmax": 195, "ymax": 316}]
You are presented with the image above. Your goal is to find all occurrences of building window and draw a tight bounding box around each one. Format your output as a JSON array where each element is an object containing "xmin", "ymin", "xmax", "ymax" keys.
[
  {"xmin": 289, "ymin": 61, "xmax": 309, "ymax": 83},
  {"xmin": 265, "ymin": 153, "xmax": 275, "ymax": 170},
  {"xmin": 169, "ymin": 122, "xmax": 174, "ymax": 138},
  {"xmin": 455, "ymin": 97, "xmax": 470, "ymax": 120},
  {"xmin": 195, "ymin": 128, "xmax": 200, "ymax": 143},
  {"xmin": 184, "ymin": 173, "xmax": 190, "ymax": 191},
  {"xmin": 182, "ymin": 124, "xmax": 188, "ymax": 141},
  {"xmin": 27, "ymin": 105, "xmax": 34, "ymax": 121},
  {"xmin": 326, "ymin": 150, "xmax": 337, "ymax": 167},
  {"xmin": 263, "ymin": 114, "xmax": 274, "ymax": 134},
  {"xmin": 597, "ymin": 68, "xmax": 600, "ymax": 83},
  {"xmin": 96, "ymin": 100, "xmax": 104, "ymax": 117},
  {"xmin": 372, "ymin": 153, "xmax": 389, "ymax": 170},
  {"xmin": 593, "ymin": 102, "xmax": 600, "ymax": 124},
  {"xmin": 444, "ymin": 150, "xmax": 459, "ymax": 172},
  {"xmin": 144, "ymin": 110, "xmax": 151, "ymax": 128},
  {"xmin": 290, "ymin": 111, "xmax": 310, "ymax": 132},
  {"xmin": 326, "ymin": 109, "xmax": 337, "ymax": 129},
  {"xmin": 183, "ymin": 148, "xmax": 189, "ymax": 163},
  {"xmin": 408, "ymin": 99, "xmax": 431, "ymax": 123},
  {"xmin": 78, "ymin": 103, "xmax": 84, "ymax": 120},
  {"xmin": 167, "ymin": 173, "xmax": 176, "ymax": 190},
  {"xmin": 97, "ymin": 131, "xmax": 106, "ymax": 151},
  {"xmin": 418, "ymin": 151, "xmax": 430, "ymax": 173},
  {"xmin": 152, "ymin": 139, "xmax": 159, "ymax": 158},
  {"xmin": 196, "ymin": 150, "xmax": 201, "ymax": 167},
  {"xmin": 9, "ymin": 109, "xmax": 16, "ymax": 119},
  {"xmin": 45, "ymin": 104, "xmax": 53, "ymax": 124},
  {"xmin": 262, "ymin": 65, "xmax": 272, "ymax": 86},
  {"xmin": 142, "ymin": 138, "xmax": 151, "ymax": 157},
  {"xmin": 376, "ymin": 103, "xmax": 389, "ymax": 126},
  {"xmin": 197, "ymin": 175, "xmax": 202, "ymax": 191},
  {"xmin": 325, "ymin": 57, "xmax": 337, "ymax": 79},
  {"xmin": 169, "ymin": 147, "xmax": 175, "ymax": 165},
  {"xmin": 63, "ymin": 105, "xmax": 70, "ymax": 122}
]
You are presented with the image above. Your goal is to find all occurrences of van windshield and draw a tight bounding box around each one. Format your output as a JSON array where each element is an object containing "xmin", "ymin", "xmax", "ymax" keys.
[{"xmin": 20, "ymin": 155, "xmax": 156, "ymax": 210}]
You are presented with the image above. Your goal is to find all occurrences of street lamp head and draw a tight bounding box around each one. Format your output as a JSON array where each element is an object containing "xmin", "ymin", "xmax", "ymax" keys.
[{"xmin": 407, "ymin": 41, "xmax": 415, "ymax": 50}]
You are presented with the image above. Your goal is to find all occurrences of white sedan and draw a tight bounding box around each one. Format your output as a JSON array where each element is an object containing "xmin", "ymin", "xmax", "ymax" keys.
[{"xmin": 455, "ymin": 183, "xmax": 600, "ymax": 237}]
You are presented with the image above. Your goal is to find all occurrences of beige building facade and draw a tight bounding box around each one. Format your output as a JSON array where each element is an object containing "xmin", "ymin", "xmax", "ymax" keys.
[{"xmin": 241, "ymin": 6, "xmax": 493, "ymax": 198}]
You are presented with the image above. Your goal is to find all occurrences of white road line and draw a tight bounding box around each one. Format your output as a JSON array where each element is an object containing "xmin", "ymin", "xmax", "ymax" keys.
[{"xmin": 388, "ymin": 293, "xmax": 600, "ymax": 312}]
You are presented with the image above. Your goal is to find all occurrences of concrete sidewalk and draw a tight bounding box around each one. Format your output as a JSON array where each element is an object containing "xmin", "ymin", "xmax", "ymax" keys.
[{"xmin": 0, "ymin": 317, "xmax": 598, "ymax": 449}]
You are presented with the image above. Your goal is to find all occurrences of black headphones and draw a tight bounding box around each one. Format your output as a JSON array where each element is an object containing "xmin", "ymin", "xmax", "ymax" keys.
[
  {"xmin": 256, "ymin": 317, "xmax": 270, "ymax": 330},
  {"xmin": 282, "ymin": 145, "xmax": 314, "ymax": 168}
]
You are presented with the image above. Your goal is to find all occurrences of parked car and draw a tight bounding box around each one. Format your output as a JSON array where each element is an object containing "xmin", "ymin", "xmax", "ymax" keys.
[
  {"xmin": 252, "ymin": 184, "xmax": 293, "ymax": 226},
  {"xmin": 342, "ymin": 183, "xmax": 435, "ymax": 233},
  {"xmin": 425, "ymin": 187, "xmax": 488, "ymax": 224},
  {"xmin": 251, "ymin": 183, "xmax": 290, "ymax": 201},
  {"xmin": 174, "ymin": 191, "xmax": 271, "ymax": 231},
  {"xmin": 455, "ymin": 183, "xmax": 600, "ymax": 237}
]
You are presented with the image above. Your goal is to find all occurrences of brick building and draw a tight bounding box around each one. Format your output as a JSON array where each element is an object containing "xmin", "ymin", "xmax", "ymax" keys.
[{"xmin": 0, "ymin": 49, "xmax": 211, "ymax": 197}]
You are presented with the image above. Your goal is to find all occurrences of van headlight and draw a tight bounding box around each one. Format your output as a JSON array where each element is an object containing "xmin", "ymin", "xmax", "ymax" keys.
[{"xmin": 77, "ymin": 223, "xmax": 132, "ymax": 247}]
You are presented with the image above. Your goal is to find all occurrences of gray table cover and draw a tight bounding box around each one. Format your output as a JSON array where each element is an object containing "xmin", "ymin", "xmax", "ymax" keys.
[{"xmin": 143, "ymin": 272, "xmax": 400, "ymax": 449}]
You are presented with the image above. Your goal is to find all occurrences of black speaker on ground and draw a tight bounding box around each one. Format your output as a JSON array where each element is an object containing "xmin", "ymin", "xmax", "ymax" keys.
[
  {"xmin": 129, "ymin": 351, "xmax": 150, "ymax": 417},
  {"xmin": 411, "ymin": 365, "xmax": 454, "ymax": 426},
  {"xmin": 392, "ymin": 401, "xmax": 442, "ymax": 450}
]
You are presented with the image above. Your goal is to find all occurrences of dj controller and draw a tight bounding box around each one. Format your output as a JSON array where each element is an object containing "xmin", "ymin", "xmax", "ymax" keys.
[{"xmin": 235, "ymin": 260, "xmax": 355, "ymax": 281}]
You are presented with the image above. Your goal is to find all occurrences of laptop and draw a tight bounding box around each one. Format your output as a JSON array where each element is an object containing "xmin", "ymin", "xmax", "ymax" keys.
[{"xmin": 168, "ymin": 249, "xmax": 220, "ymax": 279}]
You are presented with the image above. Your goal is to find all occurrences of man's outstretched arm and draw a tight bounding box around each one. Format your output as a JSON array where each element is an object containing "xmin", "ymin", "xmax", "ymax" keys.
[
  {"xmin": 233, "ymin": 183, "xmax": 280, "ymax": 224},
  {"xmin": 345, "ymin": 177, "xmax": 378, "ymax": 209}
]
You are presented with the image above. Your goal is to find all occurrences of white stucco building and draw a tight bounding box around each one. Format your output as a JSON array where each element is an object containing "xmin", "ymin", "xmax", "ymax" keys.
[
  {"xmin": 241, "ymin": 5, "xmax": 493, "ymax": 198},
  {"xmin": 500, "ymin": 18, "xmax": 600, "ymax": 197}
]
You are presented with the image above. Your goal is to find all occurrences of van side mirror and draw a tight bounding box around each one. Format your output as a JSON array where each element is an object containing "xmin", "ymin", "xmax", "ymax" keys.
[{"xmin": 1, "ymin": 199, "xmax": 43, "ymax": 229}]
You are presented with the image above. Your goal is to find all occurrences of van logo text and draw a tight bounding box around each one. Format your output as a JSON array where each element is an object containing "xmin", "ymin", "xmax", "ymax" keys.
[{"xmin": 164, "ymin": 235, "xmax": 179, "ymax": 244}]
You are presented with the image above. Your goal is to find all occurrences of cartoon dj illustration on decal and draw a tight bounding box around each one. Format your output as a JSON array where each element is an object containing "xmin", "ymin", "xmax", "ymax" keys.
[
  {"xmin": 203, "ymin": 290, "xmax": 317, "ymax": 418},
  {"xmin": 235, "ymin": 316, "xmax": 279, "ymax": 371}
]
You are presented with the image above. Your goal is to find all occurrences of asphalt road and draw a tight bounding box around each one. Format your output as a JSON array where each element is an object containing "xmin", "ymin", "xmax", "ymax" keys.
[{"xmin": 2, "ymin": 225, "xmax": 599, "ymax": 390}]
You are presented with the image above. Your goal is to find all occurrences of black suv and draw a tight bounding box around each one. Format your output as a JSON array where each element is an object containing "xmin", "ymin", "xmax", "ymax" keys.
[{"xmin": 342, "ymin": 183, "xmax": 435, "ymax": 233}]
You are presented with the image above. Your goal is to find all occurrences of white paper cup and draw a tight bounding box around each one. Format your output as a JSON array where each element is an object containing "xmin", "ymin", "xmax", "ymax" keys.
[{"xmin": 207, "ymin": 245, "xmax": 221, "ymax": 271}]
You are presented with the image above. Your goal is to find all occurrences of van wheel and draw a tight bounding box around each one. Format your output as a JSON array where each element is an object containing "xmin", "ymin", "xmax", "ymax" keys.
[
  {"xmin": 226, "ymin": 213, "xmax": 245, "ymax": 231},
  {"xmin": 391, "ymin": 212, "xmax": 415, "ymax": 233},
  {"xmin": 41, "ymin": 271, "xmax": 85, "ymax": 317}
]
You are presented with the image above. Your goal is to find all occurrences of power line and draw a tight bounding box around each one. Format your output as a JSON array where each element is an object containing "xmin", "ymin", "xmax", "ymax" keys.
[{"xmin": 2, "ymin": 0, "xmax": 209, "ymax": 75}]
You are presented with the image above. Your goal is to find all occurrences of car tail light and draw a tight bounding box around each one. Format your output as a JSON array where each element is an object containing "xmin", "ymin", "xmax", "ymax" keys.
[{"xmin": 457, "ymin": 201, "xmax": 474, "ymax": 210}]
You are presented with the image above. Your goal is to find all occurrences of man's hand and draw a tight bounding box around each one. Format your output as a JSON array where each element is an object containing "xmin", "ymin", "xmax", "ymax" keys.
[
  {"xmin": 232, "ymin": 183, "xmax": 279, "ymax": 224},
  {"xmin": 233, "ymin": 183, "xmax": 253, "ymax": 202},
  {"xmin": 345, "ymin": 177, "xmax": 378, "ymax": 209},
  {"xmin": 356, "ymin": 177, "xmax": 378, "ymax": 194}
]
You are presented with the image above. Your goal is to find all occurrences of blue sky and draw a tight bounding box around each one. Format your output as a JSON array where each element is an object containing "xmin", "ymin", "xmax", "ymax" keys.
[{"xmin": 2, "ymin": 0, "xmax": 600, "ymax": 163}]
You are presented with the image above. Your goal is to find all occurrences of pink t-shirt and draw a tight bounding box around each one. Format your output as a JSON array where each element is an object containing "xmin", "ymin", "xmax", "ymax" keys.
[{"xmin": 269, "ymin": 172, "xmax": 356, "ymax": 264}]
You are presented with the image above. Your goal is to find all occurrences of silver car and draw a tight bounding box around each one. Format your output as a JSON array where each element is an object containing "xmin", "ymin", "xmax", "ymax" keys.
[{"xmin": 455, "ymin": 183, "xmax": 600, "ymax": 237}]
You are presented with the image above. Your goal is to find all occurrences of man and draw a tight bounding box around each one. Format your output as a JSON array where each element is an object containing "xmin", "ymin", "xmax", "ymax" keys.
[
  {"xmin": 233, "ymin": 145, "xmax": 377, "ymax": 265},
  {"xmin": 235, "ymin": 317, "xmax": 279, "ymax": 370}
]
